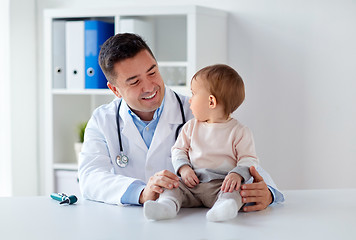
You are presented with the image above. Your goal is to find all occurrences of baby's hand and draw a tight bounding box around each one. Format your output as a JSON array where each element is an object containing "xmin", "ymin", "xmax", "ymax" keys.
[
  {"xmin": 179, "ymin": 165, "xmax": 199, "ymax": 188},
  {"xmin": 221, "ymin": 173, "xmax": 243, "ymax": 193}
]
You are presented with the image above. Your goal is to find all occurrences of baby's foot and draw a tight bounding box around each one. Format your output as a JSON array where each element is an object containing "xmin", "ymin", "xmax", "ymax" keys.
[
  {"xmin": 144, "ymin": 199, "xmax": 177, "ymax": 221},
  {"xmin": 206, "ymin": 199, "xmax": 238, "ymax": 222}
]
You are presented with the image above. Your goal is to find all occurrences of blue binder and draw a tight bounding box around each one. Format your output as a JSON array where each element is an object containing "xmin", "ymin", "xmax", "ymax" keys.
[{"xmin": 85, "ymin": 20, "xmax": 114, "ymax": 89}]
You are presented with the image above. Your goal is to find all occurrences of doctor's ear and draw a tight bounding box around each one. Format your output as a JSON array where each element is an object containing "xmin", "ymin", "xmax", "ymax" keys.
[
  {"xmin": 107, "ymin": 82, "xmax": 122, "ymax": 98},
  {"xmin": 209, "ymin": 95, "xmax": 217, "ymax": 109}
]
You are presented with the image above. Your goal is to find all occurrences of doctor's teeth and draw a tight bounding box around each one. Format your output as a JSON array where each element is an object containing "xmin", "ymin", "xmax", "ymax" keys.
[{"xmin": 143, "ymin": 92, "xmax": 156, "ymax": 99}]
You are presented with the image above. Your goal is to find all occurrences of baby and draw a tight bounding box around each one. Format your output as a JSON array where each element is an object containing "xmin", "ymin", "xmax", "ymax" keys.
[{"xmin": 144, "ymin": 64, "xmax": 259, "ymax": 222}]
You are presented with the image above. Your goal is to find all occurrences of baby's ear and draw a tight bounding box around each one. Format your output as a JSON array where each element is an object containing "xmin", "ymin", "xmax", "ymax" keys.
[{"xmin": 209, "ymin": 95, "xmax": 217, "ymax": 109}]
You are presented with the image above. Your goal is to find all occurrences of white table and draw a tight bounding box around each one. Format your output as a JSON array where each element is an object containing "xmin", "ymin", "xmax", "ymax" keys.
[{"xmin": 1, "ymin": 189, "xmax": 355, "ymax": 240}]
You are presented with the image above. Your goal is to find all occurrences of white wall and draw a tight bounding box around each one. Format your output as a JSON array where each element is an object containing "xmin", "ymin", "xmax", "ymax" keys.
[
  {"xmin": 2, "ymin": 0, "xmax": 38, "ymax": 196},
  {"xmin": 36, "ymin": 0, "xmax": 356, "ymax": 191},
  {"xmin": 226, "ymin": 0, "xmax": 356, "ymax": 190},
  {"xmin": 0, "ymin": 0, "xmax": 12, "ymax": 196}
]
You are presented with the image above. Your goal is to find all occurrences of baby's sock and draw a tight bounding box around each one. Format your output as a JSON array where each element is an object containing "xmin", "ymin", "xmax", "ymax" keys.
[
  {"xmin": 206, "ymin": 198, "xmax": 238, "ymax": 222},
  {"xmin": 144, "ymin": 199, "xmax": 177, "ymax": 221}
]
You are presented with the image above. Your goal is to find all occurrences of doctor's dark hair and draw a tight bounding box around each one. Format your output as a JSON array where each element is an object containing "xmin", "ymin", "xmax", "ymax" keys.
[
  {"xmin": 98, "ymin": 33, "xmax": 156, "ymax": 83},
  {"xmin": 192, "ymin": 64, "xmax": 245, "ymax": 117}
]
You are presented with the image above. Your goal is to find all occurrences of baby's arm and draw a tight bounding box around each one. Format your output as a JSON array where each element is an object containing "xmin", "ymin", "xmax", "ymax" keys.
[
  {"xmin": 172, "ymin": 119, "xmax": 198, "ymax": 188},
  {"xmin": 178, "ymin": 165, "xmax": 199, "ymax": 188},
  {"xmin": 230, "ymin": 126, "xmax": 259, "ymax": 182},
  {"xmin": 222, "ymin": 126, "xmax": 259, "ymax": 193}
]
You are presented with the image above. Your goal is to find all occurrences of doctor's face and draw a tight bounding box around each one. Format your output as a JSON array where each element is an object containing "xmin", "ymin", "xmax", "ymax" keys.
[{"xmin": 107, "ymin": 50, "xmax": 165, "ymax": 121}]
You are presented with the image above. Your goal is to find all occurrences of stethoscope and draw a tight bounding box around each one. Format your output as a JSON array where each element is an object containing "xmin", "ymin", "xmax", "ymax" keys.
[{"xmin": 115, "ymin": 92, "xmax": 186, "ymax": 168}]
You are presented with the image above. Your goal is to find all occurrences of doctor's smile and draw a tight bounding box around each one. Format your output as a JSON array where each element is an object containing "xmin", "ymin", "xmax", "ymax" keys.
[{"xmin": 142, "ymin": 90, "xmax": 157, "ymax": 100}]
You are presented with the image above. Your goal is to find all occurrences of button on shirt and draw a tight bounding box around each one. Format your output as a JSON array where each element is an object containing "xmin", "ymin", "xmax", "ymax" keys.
[{"xmin": 121, "ymin": 95, "xmax": 165, "ymax": 205}]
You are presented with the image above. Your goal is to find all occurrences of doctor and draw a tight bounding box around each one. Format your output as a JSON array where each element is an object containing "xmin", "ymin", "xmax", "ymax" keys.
[{"xmin": 78, "ymin": 33, "xmax": 284, "ymax": 211}]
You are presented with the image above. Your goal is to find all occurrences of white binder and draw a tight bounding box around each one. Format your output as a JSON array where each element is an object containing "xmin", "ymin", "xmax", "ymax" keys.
[
  {"xmin": 52, "ymin": 20, "xmax": 66, "ymax": 89},
  {"xmin": 65, "ymin": 21, "xmax": 84, "ymax": 89}
]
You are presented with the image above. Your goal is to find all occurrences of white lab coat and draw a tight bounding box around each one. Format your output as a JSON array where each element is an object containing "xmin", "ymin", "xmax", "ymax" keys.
[{"xmin": 78, "ymin": 87, "xmax": 193, "ymax": 205}]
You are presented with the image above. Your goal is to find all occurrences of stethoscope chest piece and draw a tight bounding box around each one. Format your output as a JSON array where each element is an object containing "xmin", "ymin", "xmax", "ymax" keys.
[{"xmin": 116, "ymin": 153, "xmax": 129, "ymax": 168}]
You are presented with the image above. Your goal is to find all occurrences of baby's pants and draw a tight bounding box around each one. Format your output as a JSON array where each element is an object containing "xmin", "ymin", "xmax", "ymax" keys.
[{"xmin": 159, "ymin": 179, "xmax": 243, "ymax": 211}]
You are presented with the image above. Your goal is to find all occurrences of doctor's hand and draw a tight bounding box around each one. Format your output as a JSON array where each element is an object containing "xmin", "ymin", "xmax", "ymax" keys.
[
  {"xmin": 179, "ymin": 165, "xmax": 199, "ymax": 188},
  {"xmin": 240, "ymin": 166, "xmax": 273, "ymax": 212},
  {"xmin": 139, "ymin": 170, "xmax": 179, "ymax": 204}
]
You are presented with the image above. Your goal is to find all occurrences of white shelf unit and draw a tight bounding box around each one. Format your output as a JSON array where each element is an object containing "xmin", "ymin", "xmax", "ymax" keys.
[{"xmin": 43, "ymin": 5, "xmax": 227, "ymax": 194}]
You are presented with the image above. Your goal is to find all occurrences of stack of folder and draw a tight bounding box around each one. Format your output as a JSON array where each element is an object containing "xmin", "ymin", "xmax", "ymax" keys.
[{"xmin": 52, "ymin": 20, "xmax": 114, "ymax": 90}]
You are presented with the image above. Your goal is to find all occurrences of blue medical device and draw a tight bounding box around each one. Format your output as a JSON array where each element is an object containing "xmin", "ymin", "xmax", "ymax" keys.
[{"xmin": 50, "ymin": 193, "xmax": 78, "ymax": 205}]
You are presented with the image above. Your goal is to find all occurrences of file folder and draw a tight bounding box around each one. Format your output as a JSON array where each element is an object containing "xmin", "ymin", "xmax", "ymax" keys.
[
  {"xmin": 66, "ymin": 21, "xmax": 85, "ymax": 89},
  {"xmin": 52, "ymin": 20, "xmax": 66, "ymax": 89},
  {"xmin": 84, "ymin": 20, "xmax": 114, "ymax": 89}
]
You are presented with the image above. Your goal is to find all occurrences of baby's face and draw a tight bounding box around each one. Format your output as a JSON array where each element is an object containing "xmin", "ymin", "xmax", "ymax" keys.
[{"xmin": 189, "ymin": 77, "xmax": 211, "ymax": 122}]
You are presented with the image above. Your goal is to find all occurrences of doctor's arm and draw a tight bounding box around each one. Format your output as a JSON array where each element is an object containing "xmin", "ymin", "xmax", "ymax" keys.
[
  {"xmin": 241, "ymin": 166, "xmax": 285, "ymax": 212},
  {"xmin": 78, "ymin": 112, "xmax": 141, "ymax": 205}
]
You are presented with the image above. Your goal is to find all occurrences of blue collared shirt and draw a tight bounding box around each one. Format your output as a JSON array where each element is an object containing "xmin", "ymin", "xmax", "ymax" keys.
[
  {"xmin": 127, "ymin": 95, "xmax": 165, "ymax": 148},
  {"xmin": 121, "ymin": 95, "xmax": 165, "ymax": 205}
]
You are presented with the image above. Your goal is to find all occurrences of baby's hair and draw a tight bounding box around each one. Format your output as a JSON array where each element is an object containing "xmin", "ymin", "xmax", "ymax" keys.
[{"xmin": 192, "ymin": 64, "xmax": 245, "ymax": 117}]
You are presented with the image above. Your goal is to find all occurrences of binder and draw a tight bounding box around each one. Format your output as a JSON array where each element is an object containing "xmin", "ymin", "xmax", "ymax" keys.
[
  {"xmin": 84, "ymin": 20, "xmax": 114, "ymax": 89},
  {"xmin": 52, "ymin": 20, "xmax": 66, "ymax": 89},
  {"xmin": 66, "ymin": 21, "xmax": 85, "ymax": 89}
]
